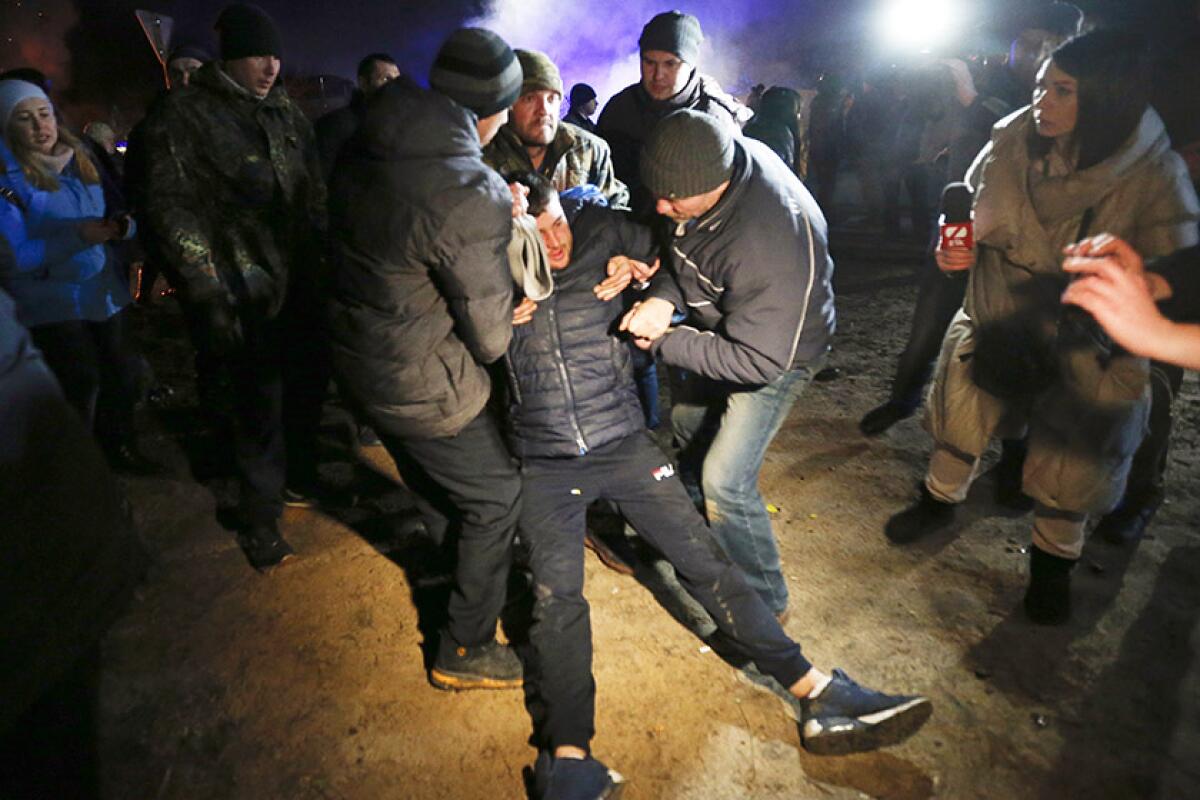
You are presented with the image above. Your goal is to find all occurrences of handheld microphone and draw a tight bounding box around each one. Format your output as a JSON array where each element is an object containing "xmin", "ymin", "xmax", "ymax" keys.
[{"xmin": 939, "ymin": 182, "xmax": 974, "ymax": 251}]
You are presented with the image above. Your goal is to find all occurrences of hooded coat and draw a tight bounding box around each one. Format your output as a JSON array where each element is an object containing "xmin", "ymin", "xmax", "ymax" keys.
[
  {"xmin": 327, "ymin": 79, "xmax": 514, "ymax": 440},
  {"xmin": 927, "ymin": 106, "xmax": 1199, "ymax": 514}
]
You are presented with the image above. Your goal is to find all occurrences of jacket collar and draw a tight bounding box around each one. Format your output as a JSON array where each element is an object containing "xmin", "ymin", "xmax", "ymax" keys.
[{"xmin": 192, "ymin": 61, "xmax": 289, "ymax": 110}]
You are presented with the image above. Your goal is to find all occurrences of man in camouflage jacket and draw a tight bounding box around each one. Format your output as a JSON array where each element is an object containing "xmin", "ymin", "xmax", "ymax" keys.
[
  {"xmin": 484, "ymin": 50, "xmax": 628, "ymax": 209},
  {"xmin": 141, "ymin": 3, "xmax": 327, "ymax": 570}
]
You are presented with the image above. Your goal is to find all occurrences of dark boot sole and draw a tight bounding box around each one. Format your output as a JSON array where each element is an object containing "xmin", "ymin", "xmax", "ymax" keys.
[
  {"xmin": 428, "ymin": 669, "xmax": 523, "ymax": 691},
  {"xmin": 802, "ymin": 697, "xmax": 933, "ymax": 756},
  {"xmin": 584, "ymin": 534, "xmax": 636, "ymax": 576}
]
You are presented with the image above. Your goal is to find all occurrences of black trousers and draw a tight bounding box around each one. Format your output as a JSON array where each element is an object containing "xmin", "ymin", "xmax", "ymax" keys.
[
  {"xmin": 377, "ymin": 409, "xmax": 521, "ymax": 651},
  {"xmin": 188, "ymin": 297, "xmax": 329, "ymax": 527},
  {"xmin": 520, "ymin": 432, "xmax": 811, "ymax": 752},
  {"xmin": 888, "ymin": 257, "xmax": 968, "ymax": 410},
  {"xmin": 29, "ymin": 310, "xmax": 140, "ymax": 451}
]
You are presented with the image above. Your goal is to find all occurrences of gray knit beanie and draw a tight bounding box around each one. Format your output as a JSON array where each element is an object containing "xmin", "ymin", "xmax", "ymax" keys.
[
  {"xmin": 516, "ymin": 50, "xmax": 563, "ymax": 96},
  {"xmin": 639, "ymin": 11, "xmax": 703, "ymax": 64},
  {"xmin": 641, "ymin": 110, "xmax": 734, "ymax": 199},
  {"xmin": 429, "ymin": 28, "xmax": 523, "ymax": 118}
]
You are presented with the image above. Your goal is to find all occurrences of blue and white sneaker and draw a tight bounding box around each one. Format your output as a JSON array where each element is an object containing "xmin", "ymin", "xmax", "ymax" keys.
[
  {"xmin": 532, "ymin": 751, "xmax": 625, "ymax": 800},
  {"xmin": 800, "ymin": 669, "xmax": 932, "ymax": 755}
]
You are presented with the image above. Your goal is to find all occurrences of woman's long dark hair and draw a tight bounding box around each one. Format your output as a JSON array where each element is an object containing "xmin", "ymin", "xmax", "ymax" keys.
[{"xmin": 1029, "ymin": 29, "xmax": 1151, "ymax": 170}]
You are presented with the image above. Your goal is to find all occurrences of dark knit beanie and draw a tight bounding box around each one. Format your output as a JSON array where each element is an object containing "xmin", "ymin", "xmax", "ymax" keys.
[
  {"xmin": 569, "ymin": 83, "xmax": 596, "ymax": 107},
  {"xmin": 430, "ymin": 28, "xmax": 523, "ymax": 118},
  {"xmin": 638, "ymin": 11, "xmax": 703, "ymax": 64},
  {"xmin": 1028, "ymin": 2, "xmax": 1083, "ymax": 38},
  {"xmin": 641, "ymin": 110, "xmax": 734, "ymax": 199},
  {"xmin": 169, "ymin": 43, "xmax": 212, "ymax": 64},
  {"xmin": 516, "ymin": 50, "xmax": 563, "ymax": 96},
  {"xmin": 215, "ymin": 4, "xmax": 282, "ymax": 60}
]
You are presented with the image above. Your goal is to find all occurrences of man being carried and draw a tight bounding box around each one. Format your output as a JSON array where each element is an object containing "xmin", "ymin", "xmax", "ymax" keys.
[{"xmin": 508, "ymin": 173, "xmax": 930, "ymax": 800}]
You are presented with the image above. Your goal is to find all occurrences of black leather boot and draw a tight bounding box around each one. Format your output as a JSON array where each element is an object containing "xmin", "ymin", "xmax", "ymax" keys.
[{"xmin": 1023, "ymin": 545, "xmax": 1076, "ymax": 625}]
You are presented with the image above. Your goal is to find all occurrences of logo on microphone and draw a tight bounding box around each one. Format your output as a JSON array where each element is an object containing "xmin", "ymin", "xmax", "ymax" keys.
[{"xmin": 939, "ymin": 222, "xmax": 974, "ymax": 251}]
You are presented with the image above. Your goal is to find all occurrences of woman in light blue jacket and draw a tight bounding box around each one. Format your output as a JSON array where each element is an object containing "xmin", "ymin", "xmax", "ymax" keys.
[{"xmin": 0, "ymin": 80, "xmax": 147, "ymax": 468}]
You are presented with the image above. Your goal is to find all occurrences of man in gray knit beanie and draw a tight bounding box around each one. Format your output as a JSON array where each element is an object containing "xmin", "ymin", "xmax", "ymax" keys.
[{"xmin": 622, "ymin": 109, "xmax": 837, "ymax": 623}]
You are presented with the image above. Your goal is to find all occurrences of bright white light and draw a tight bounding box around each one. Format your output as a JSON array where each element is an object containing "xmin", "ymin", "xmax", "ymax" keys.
[{"xmin": 875, "ymin": 0, "xmax": 965, "ymax": 53}]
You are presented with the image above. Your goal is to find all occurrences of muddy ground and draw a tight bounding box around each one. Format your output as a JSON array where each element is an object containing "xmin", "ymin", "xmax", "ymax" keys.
[{"xmin": 96, "ymin": 243, "xmax": 1200, "ymax": 800}]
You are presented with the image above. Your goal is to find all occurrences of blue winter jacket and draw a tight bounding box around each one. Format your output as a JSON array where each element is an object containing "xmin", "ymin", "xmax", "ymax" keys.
[{"xmin": 0, "ymin": 142, "xmax": 132, "ymax": 328}]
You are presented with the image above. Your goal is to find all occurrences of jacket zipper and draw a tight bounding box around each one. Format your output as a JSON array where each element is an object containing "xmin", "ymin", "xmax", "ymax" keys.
[{"xmin": 547, "ymin": 305, "xmax": 589, "ymax": 454}]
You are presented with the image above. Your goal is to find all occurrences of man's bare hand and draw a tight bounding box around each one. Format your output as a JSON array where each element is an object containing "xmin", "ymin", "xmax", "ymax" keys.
[
  {"xmin": 595, "ymin": 257, "xmax": 634, "ymax": 301},
  {"xmin": 938, "ymin": 58, "xmax": 978, "ymax": 108},
  {"xmin": 508, "ymin": 182, "xmax": 530, "ymax": 219},
  {"xmin": 619, "ymin": 297, "xmax": 675, "ymax": 341},
  {"xmin": 512, "ymin": 296, "xmax": 537, "ymax": 326},
  {"xmin": 630, "ymin": 257, "xmax": 660, "ymax": 283}
]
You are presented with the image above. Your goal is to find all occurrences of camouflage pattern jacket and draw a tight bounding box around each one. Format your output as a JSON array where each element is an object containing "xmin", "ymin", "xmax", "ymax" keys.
[
  {"xmin": 140, "ymin": 62, "xmax": 326, "ymax": 319},
  {"xmin": 484, "ymin": 121, "xmax": 629, "ymax": 210}
]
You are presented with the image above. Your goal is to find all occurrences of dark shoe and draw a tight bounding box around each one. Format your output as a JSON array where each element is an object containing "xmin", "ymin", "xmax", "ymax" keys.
[
  {"xmin": 238, "ymin": 523, "xmax": 295, "ymax": 572},
  {"xmin": 584, "ymin": 532, "xmax": 636, "ymax": 576},
  {"xmin": 1023, "ymin": 545, "xmax": 1075, "ymax": 625},
  {"xmin": 859, "ymin": 400, "xmax": 914, "ymax": 437},
  {"xmin": 106, "ymin": 443, "xmax": 161, "ymax": 475},
  {"xmin": 884, "ymin": 487, "xmax": 955, "ymax": 544},
  {"xmin": 800, "ymin": 669, "xmax": 932, "ymax": 755},
  {"xmin": 532, "ymin": 751, "xmax": 625, "ymax": 800},
  {"xmin": 814, "ymin": 366, "xmax": 842, "ymax": 382},
  {"xmin": 1095, "ymin": 497, "xmax": 1161, "ymax": 546},
  {"xmin": 357, "ymin": 424, "xmax": 382, "ymax": 447},
  {"xmin": 429, "ymin": 639, "xmax": 523, "ymax": 691},
  {"xmin": 281, "ymin": 486, "xmax": 319, "ymax": 509},
  {"xmin": 994, "ymin": 438, "xmax": 1035, "ymax": 512}
]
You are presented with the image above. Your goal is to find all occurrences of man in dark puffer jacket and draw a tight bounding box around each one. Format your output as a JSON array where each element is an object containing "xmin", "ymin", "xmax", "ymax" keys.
[
  {"xmin": 328, "ymin": 28, "xmax": 525, "ymax": 692},
  {"xmin": 508, "ymin": 175, "xmax": 930, "ymax": 800}
]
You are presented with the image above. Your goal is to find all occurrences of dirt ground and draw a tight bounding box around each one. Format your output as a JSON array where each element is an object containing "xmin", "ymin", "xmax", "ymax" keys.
[{"xmin": 97, "ymin": 248, "xmax": 1200, "ymax": 800}]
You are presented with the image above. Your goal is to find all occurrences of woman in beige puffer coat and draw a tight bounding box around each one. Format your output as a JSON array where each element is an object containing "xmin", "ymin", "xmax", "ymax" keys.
[{"xmin": 884, "ymin": 29, "xmax": 1198, "ymax": 624}]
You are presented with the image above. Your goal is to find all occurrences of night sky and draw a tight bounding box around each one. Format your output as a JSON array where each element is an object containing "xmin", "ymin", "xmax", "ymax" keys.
[{"xmin": 1, "ymin": 0, "xmax": 1196, "ymax": 124}]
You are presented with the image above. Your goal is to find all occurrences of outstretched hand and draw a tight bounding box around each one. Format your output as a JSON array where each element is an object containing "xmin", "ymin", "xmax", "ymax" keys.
[
  {"xmin": 512, "ymin": 296, "xmax": 537, "ymax": 326},
  {"xmin": 1060, "ymin": 256, "xmax": 1171, "ymax": 358},
  {"xmin": 619, "ymin": 297, "xmax": 675, "ymax": 350},
  {"xmin": 594, "ymin": 257, "xmax": 634, "ymax": 301}
]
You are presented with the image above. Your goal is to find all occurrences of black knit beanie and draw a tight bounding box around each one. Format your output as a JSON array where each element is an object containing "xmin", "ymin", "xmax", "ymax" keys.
[
  {"xmin": 429, "ymin": 28, "xmax": 523, "ymax": 118},
  {"xmin": 215, "ymin": 4, "xmax": 282, "ymax": 60},
  {"xmin": 638, "ymin": 11, "xmax": 703, "ymax": 64},
  {"xmin": 569, "ymin": 83, "xmax": 596, "ymax": 107},
  {"xmin": 641, "ymin": 110, "xmax": 734, "ymax": 199}
]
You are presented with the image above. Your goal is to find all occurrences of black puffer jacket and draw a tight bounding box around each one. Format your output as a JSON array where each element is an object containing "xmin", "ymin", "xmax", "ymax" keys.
[
  {"xmin": 328, "ymin": 79, "xmax": 514, "ymax": 440},
  {"xmin": 504, "ymin": 205, "xmax": 655, "ymax": 458}
]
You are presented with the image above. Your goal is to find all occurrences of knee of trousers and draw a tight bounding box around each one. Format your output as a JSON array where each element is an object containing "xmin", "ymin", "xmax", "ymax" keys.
[{"xmin": 532, "ymin": 590, "xmax": 590, "ymax": 633}]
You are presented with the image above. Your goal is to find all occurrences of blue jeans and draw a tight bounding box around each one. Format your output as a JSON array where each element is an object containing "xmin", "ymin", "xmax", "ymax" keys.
[{"xmin": 671, "ymin": 361, "xmax": 821, "ymax": 615}]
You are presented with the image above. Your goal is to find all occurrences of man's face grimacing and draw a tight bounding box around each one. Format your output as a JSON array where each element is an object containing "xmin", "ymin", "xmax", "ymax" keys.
[
  {"xmin": 360, "ymin": 59, "xmax": 400, "ymax": 94},
  {"xmin": 225, "ymin": 55, "xmax": 280, "ymax": 98},
  {"xmin": 654, "ymin": 180, "xmax": 730, "ymax": 223},
  {"xmin": 511, "ymin": 88, "xmax": 562, "ymax": 146},
  {"xmin": 640, "ymin": 49, "xmax": 692, "ymax": 101},
  {"xmin": 535, "ymin": 193, "xmax": 574, "ymax": 270}
]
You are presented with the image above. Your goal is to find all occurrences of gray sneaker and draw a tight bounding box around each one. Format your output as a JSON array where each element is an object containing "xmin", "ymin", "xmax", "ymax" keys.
[{"xmin": 800, "ymin": 669, "xmax": 932, "ymax": 755}]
